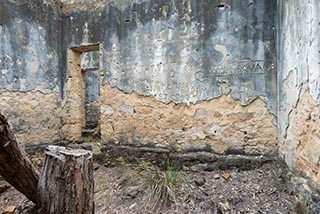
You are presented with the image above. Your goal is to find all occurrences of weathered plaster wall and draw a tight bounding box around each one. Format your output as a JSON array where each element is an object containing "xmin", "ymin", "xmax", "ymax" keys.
[
  {"xmin": 278, "ymin": 0, "xmax": 320, "ymax": 211},
  {"xmin": 1, "ymin": 0, "xmax": 278, "ymax": 156},
  {"xmin": 0, "ymin": 0, "xmax": 61, "ymax": 92},
  {"xmin": 0, "ymin": 0, "xmax": 63, "ymax": 144},
  {"xmin": 62, "ymin": 0, "xmax": 277, "ymax": 109},
  {"xmin": 2, "ymin": 0, "xmax": 320, "ymax": 210},
  {"xmin": 61, "ymin": 0, "xmax": 278, "ymax": 155},
  {"xmin": 61, "ymin": 49, "xmax": 86, "ymax": 141},
  {"xmin": 100, "ymin": 84, "xmax": 277, "ymax": 155},
  {"xmin": 0, "ymin": 90, "xmax": 62, "ymax": 144}
]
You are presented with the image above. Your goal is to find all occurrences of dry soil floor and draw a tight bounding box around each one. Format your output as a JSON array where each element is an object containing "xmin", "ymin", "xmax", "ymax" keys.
[{"xmin": 0, "ymin": 161, "xmax": 298, "ymax": 214}]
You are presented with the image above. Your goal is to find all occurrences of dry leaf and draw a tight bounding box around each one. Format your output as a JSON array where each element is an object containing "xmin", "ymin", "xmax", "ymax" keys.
[
  {"xmin": 220, "ymin": 172, "xmax": 231, "ymax": 180},
  {"xmin": 4, "ymin": 206, "xmax": 16, "ymax": 214}
]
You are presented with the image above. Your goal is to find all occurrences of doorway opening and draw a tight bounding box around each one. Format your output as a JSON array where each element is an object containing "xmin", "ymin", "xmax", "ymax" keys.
[
  {"xmin": 81, "ymin": 50, "xmax": 101, "ymax": 138},
  {"xmin": 67, "ymin": 44, "xmax": 101, "ymax": 140}
]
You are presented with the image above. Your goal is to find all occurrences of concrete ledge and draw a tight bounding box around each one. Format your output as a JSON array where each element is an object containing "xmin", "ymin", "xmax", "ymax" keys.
[
  {"xmin": 24, "ymin": 141, "xmax": 276, "ymax": 171},
  {"xmin": 94, "ymin": 144, "xmax": 276, "ymax": 171}
]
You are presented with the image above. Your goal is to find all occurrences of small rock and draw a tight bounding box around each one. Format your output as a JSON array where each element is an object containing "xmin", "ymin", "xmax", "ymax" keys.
[
  {"xmin": 123, "ymin": 186, "xmax": 140, "ymax": 198},
  {"xmin": 311, "ymin": 192, "xmax": 320, "ymax": 203},
  {"xmin": 93, "ymin": 163, "xmax": 100, "ymax": 171},
  {"xmin": 4, "ymin": 206, "xmax": 16, "ymax": 213},
  {"xmin": 294, "ymin": 201, "xmax": 307, "ymax": 214},
  {"xmin": 195, "ymin": 177, "xmax": 206, "ymax": 186},
  {"xmin": 80, "ymin": 143, "xmax": 93, "ymax": 151},
  {"xmin": 190, "ymin": 163, "xmax": 208, "ymax": 172},
  {"xmin": 119, "ymin": 104, "xmax": 134, "ymax": 116},
  {"xmin": 208, "ymin": 200, "xmax": 219, "ymax": 214},
  {"xmin": 182, "ymin": 166, "xmax": 190, "ymax": 171},
  {"xmin": 116, "ymin": 157, "xmax": 125, "ymax": 163},
  {"xmin": 182, "ymin": 194, "xmax": 189, "ymax": 202},
  {"xmin": 220, "ymin": 172, "xmax": 231, "ymax": 180},
  {"xmin": 213, "ymin": 174, "xmax": 220, "ymax": 179},
  {"xmin": 129, "ymin": 203, "xmax": 137, "ymax": 209},
  {"xmin": 194, "ymin": 108, "xmax": 208, "ymax": 120},
  {"xmin": 218, "ymin": 201, "xmax": 230, "ymax": 214},
  {"xmin": 0, "ymin": 183, "xmax": 10, "ymax": 194},
  {"xmin": 190, "ymin": 129, "xmax": 207, "ymax": 140},
  {"xmin": 101, "ymin": 105, "xmax": 114, "ymax": 115},
  {"xmin": 231, "ymin": 197, "xmax": 243, "ymax": 205},
  {"xmin": 36, "ymin": 160, "xmax": 43, "ymax": 167},
  {"xmin": 74, "ymin": 139, "xmax": 84, "ymax": 144},
  {"xmin": 57, "ymin": 140, "xmax": 69, "ymax": 146}
]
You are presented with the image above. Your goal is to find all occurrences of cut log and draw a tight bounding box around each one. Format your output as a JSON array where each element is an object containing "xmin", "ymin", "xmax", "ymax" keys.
[
  {"xmin": 0, "ymin": 113, "xmax": 40, "ymax": 204},
  {"xmin": 39, "ymin": 145, "xmax": 94, "ymax": 214}
]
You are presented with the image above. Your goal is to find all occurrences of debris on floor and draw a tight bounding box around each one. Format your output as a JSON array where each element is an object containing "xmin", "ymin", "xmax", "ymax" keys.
[{"xmin": 0, "ymin": 162, "xmax": 297, "ymax": 214}]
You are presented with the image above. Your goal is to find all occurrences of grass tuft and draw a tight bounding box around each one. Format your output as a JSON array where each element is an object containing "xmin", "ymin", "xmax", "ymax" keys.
[{"xmin": 120, "ymin": 161, "xmax": 187, "ymax": 212}]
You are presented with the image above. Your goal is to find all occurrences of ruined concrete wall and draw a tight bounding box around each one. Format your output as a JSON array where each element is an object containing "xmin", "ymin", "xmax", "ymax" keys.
[
  {"xmin": 0, "ymin": 0, "xmax": 61, "ymax": 92},
  {"xmin": 0, "ymin": 0, "xmax": 278, "ymax": 155},
  {"xmin": 62, "ymin": 0, "xmax": 277, "ymax": 109},
  {"xmin": 100, "ymin": 84, "xmax": 277, "ymax": 155},
  {"xmin": 61, "ymin": 0, "xmax": 278, "ymax": 155},
  {"xmin": 0, "ymin": 0, "xmax": 62, "ymax": 144},
  {"xmin": 0, "ymin": 90, "xmax": 62, "ymax": 144},
  {"xmin": 278, "ymin": 0, "xmax": 320, "ymax": 211}
]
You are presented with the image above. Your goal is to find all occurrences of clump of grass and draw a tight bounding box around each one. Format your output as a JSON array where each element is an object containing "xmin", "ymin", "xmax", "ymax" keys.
[
  {"xmin": 120, "ymin": 161, "xmax": 188, "ymax": 212},
  {"xmin": 95, "ymin": 174, "xmax": 110, "ymax": 200},
  {"xmin": 82, "ymin": 135, "xmax": 95, "ymax": 142},
  {"xmin": 141, "ymin": 162, "xmax": 181, "ymax": 210}
]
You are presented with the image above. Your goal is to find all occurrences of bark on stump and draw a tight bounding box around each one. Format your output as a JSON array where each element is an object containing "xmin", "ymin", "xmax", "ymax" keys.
[
  {"xmin": 0, "ymin": 113, "xmax": 40, "ymax": 204},
  {"xmin": 39, "ymin": 145, "xmax": 94, "ymax": 214}
]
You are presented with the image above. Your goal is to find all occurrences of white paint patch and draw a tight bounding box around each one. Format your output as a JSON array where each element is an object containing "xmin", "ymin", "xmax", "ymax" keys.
[
  {"xmin": 214, "ymin": 44, "xmax": 229, "ymax": 65},
  {"xmin": 1, "ymin": 69, "xmax": 8, "ymax": 75},
  {"xmin": 83, "ymin": 22, "xmax": 89, "ymax": 43}
]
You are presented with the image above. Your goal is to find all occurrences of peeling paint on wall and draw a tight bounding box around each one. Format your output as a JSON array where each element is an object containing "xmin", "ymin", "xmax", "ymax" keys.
[
  {"xmin": 0, "ymin": 90, "xmax": 63, "ymax": 144},
  {"xmin": 62, "ymin": 0, "xmax": 277, "ymax": 113},
  {"xmin": 0, "ymin": 0, "xmax": 278, "ymax": 155},
  {"xmin": 1, "ymin": 0, "xmax": 320, "ymax": 211},
  {"xmin": 278, "ymin": 0, "xmax": 320, "ymax": 211},
  {"xmin": 0, "ymin": 0, "xmax": 61, "ymax": 93},
  {"xmin": 100, "ymin": 83, "xmax": 277, "ymax": 155}
]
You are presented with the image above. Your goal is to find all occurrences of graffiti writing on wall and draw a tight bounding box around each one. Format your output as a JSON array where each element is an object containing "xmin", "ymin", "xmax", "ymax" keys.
[{"xmin": 195, "ymin": 59, "xmax": 266, "ymax": 82}]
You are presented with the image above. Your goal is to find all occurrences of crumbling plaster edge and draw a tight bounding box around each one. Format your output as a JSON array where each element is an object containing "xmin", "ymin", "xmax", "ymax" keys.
[{"xmin": 103, "ymin": 81, "xmax": 278, "ymax": 125}]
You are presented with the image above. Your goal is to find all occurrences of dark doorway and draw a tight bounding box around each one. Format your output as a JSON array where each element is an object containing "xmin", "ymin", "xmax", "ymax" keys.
[{"xmin": 81, "ymin": 50, "xmax": 101, "ymax": 138}]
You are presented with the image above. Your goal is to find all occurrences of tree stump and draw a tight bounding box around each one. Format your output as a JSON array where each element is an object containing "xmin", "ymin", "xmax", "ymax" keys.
[
  {"xmin": 0, "ymin": 113, "xmax": 40, "ymax": 204},
  {"xmin": 38, "ymin": 145, "xmax": 94, "ymax": 214}
]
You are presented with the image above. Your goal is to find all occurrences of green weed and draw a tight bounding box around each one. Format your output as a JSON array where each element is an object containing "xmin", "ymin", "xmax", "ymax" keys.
[{"xmin": 120, "ymin": 161, "xmax": 188, "ymax": 212}]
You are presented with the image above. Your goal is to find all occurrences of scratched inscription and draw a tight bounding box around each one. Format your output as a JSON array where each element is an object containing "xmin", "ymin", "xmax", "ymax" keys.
[{"xmin": 196, "ymin": 60, "xmax": 266, "ymax": 82}]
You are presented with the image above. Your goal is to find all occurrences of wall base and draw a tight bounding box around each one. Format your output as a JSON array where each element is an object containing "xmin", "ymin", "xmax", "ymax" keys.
[{"xmin": 94, "ymin": 143, "xmax": 276, "ymax": 171}]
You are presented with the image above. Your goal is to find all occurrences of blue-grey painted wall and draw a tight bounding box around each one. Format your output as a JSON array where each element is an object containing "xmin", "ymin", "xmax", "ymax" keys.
[
  {"xmin": 0, "ymin": 0, "xmax": 61, "ymax": 93},
  {"xmin": 61, "ymin": 0, "xmax": 277, "ymax": 114}
]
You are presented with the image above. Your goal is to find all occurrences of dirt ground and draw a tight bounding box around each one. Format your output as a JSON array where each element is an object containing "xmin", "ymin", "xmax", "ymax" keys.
[{"xmin": 0, "ymin": 161, "xmax": 298, "ymax": 214}]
